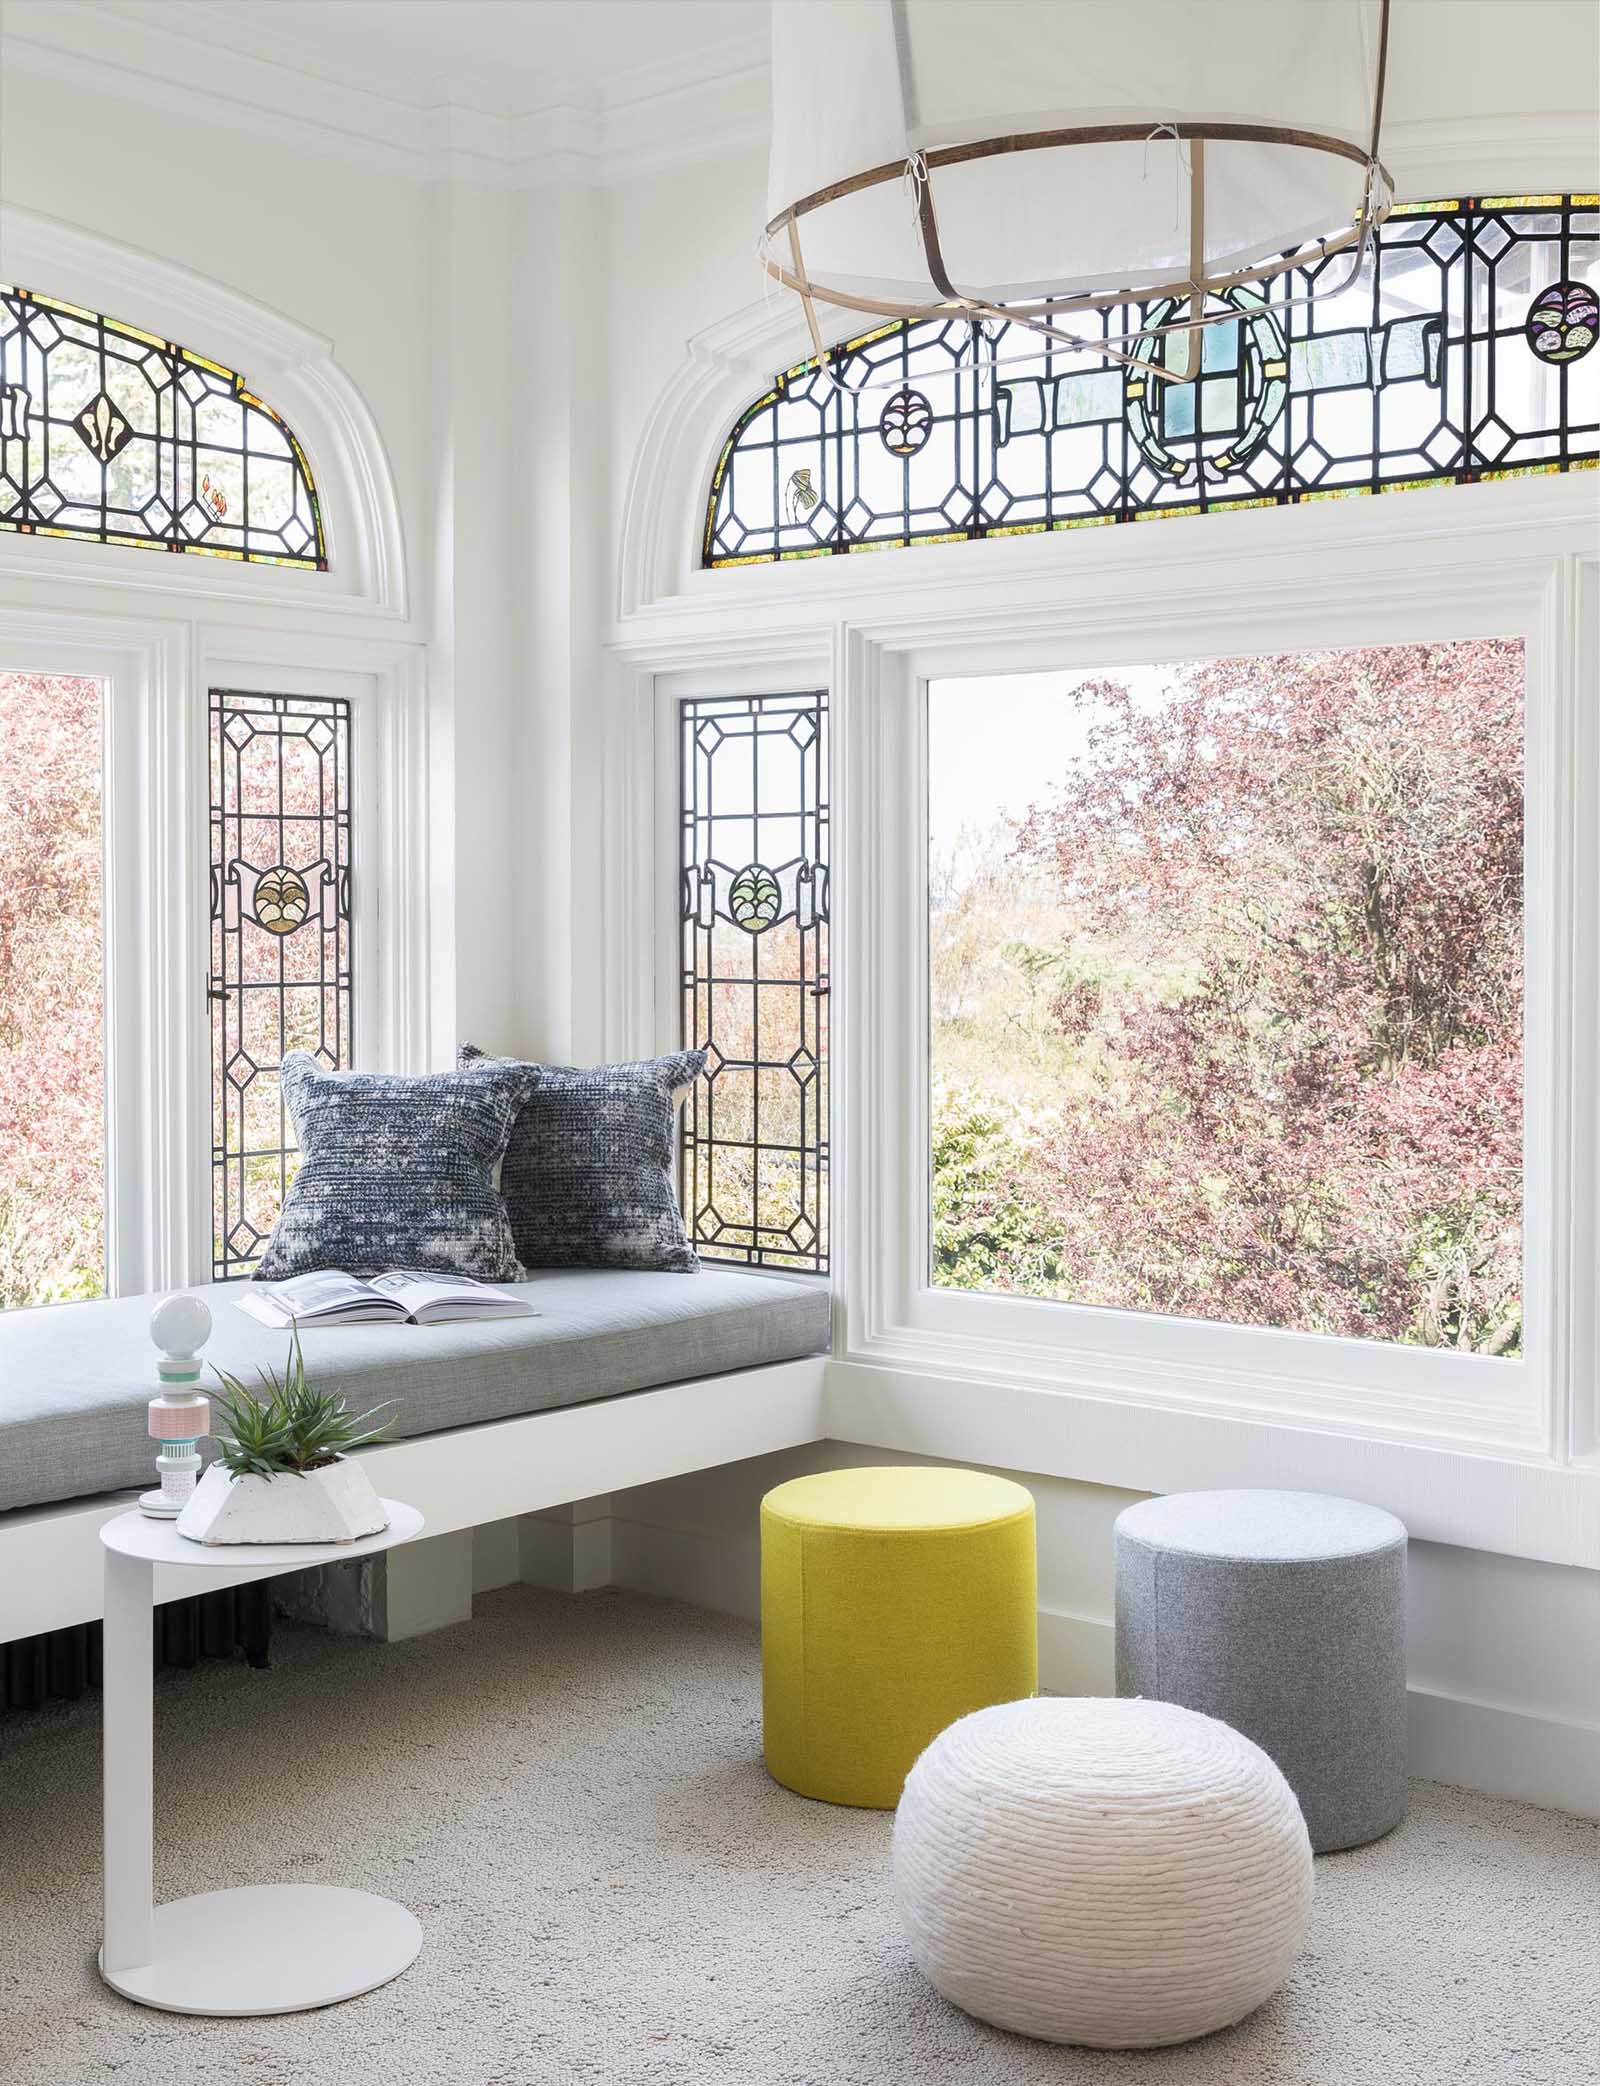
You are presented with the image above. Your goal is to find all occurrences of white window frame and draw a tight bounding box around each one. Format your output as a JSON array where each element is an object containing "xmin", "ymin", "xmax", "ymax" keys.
[
  {"xmin": 0, "ymin": 210, "xmax": 428, "ymax": 1309},
  {"xmin": 855, "ymin": 568, "xmax": 1576, "ymax": 1463},
  {"xmin": 197, "ymin": 634, "xmax": 431, "ymax": 1284},
  {"xmin": 0, "ymin": 615, "xmax": 188, "ymax": 1297},
  {"xmin": 0, "ymin": 206, "xmax": 408, "ymax": 619},
  {"xmin": 606, "ymin": 474, "xmax": 1599, "ymax": 1555},
  {"xmin": 643, "ymin": 659, "xmax": 837, "ymax": 1281},
  {"xmin": 0, "ymin": 614, "xmax": 428, "ymax": 1307}
]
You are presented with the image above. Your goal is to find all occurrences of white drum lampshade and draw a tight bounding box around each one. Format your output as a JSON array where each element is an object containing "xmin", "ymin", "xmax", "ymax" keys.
[{"xmin": 764, "ymin": 0, "xmax": 1393, "ymax": 375}]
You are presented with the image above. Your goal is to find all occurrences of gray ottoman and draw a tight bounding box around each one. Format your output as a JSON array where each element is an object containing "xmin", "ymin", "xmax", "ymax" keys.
[{"xmin": 1114, "ymin": 1489, "xmax": 1407, "ymax": 1852}]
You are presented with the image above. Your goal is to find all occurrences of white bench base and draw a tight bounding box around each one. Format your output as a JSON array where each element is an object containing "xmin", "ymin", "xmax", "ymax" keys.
[{"xmin": 0, "ymin": 1357, "xmax": 828, "ymax": 1647}]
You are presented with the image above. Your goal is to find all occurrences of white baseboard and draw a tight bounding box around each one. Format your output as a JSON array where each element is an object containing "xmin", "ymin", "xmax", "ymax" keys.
[
  {"xmin": 596, "ymin": 1517, "xmax": 1598, "ymax": 1820},
  {"xmin": 1036, "ymin": 1605, "xmax": 1116, "ymax": 1695},
  {"xmin": 1405, "ymin": 1686, "xmax": 1600, "ymax": 1821},
  {"xmin": 1038, "ymin": 1608, "xmax": 1599, "ymax": 1822}
]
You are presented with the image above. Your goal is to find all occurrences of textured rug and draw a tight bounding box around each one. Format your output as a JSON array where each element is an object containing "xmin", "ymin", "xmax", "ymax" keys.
[{"xmin": 0, "ymin": 1584, "xmax": 1594, "ymax": 2086}]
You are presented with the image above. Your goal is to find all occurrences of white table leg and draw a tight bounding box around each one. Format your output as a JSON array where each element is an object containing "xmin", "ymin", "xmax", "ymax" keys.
[
  {"xmin": 96, "ymin": 1506, "xmax": 423, "ymax": 2014},
  {"xmin": 102, "ymin": 1548, "xmax": 154, "ymax": 1976}
]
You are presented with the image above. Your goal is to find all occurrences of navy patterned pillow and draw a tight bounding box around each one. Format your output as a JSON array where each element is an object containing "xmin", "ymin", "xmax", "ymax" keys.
[
  {"xmin": 255, "ymin": 1052, "xmax": 537, "ymax": 1282},
  {"xmin": 459, "ymin": 1046, "xmax": 705, "ymax": 1273}
]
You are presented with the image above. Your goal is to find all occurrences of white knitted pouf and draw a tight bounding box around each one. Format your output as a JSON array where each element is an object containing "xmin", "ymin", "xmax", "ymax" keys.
[{"xmin": 891, "ymin": 1696, "xmax": 1313, "ymax": 2049}]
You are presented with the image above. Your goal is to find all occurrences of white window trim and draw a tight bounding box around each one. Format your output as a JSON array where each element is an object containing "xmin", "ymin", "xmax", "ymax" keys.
[
  {"xmin": 0, "ymin": 606, "xmax": 430, "ymax": 1301},
  {"xmin": 605, "ymin": 476, "xmax": 1600, "ymax": 1564},
  {"xmin": 848, "ymin": 554, "xmax": 1577, "ymax": 1466},
  {"xmin": 0, "ymin": 221, "xmax": 428, "ymax": 1303},
  {"xmin": 198, "ymin": 631, "xmax": 432, "ymax": 1284},
  {"xmin": 0, "ymin": 205, "xmax": 408, "ymax": 618},
  {"xmin": 0, "ymin": 613, "xmax": 189, "ymax": 1295}
]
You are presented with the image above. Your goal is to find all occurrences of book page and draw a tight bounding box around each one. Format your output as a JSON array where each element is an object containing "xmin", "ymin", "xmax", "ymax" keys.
[
  {"xmin": 250, "ymin": 1270, "xmax": 391, "ymax": 1317},
  {"xmin": 367, "ymin": 1271, "xmax": 530, "ymax": 1318}
]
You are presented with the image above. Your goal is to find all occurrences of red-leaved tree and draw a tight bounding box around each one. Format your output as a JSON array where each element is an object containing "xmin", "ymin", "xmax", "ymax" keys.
[
  {"xmin": 0, "ymin": 673, "xmax": 105, "ymax": 1307},
  {"xmin": 935, "ymin": 639, "xmax": 1523, "ymax": 1353}
]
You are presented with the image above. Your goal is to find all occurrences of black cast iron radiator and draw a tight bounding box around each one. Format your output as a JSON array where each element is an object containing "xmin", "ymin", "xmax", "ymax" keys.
[{"xmin": 2, "ymin": 1585, "xmax": 273, "ymax": 1711}]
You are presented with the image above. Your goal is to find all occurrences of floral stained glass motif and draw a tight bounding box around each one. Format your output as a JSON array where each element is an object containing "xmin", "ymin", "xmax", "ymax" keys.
[
  {"xmin": 705, "ymin": 197, "xmax": 1598, "ymax": 565},
  {"xmin": 210, "ymin": 691, "xmax": 352, "ymax": 1280},
  {"xmin": 1, "ymin": 285, "xmax": 325, "ymax": 568},
  {"xmin": 680, "ymin": 692, "xmax": 829, "ymax": 1273},
  {"xmin": 1526, "ymin": 280, "xmax": 1598, "ymax": 364}
]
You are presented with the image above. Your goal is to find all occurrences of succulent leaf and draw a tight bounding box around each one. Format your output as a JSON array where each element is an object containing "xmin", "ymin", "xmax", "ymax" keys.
[{"xmin": 209, "ymin": 1327, "xmax": 395, "ymax": 1479}]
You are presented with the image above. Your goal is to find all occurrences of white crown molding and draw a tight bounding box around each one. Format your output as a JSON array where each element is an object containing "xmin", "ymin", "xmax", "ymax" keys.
[
  {"xmin": 2, "ymin": 0, "xmax": 1591, "ymax": 199},
  {"xmin": 1383, "ymin": 115, "xmax": 1600, "ymax": 200},
  {"xmin": 0, "ymin": 7, "xmax": 769, "ymax": 190},
  {"xmin": 3, "ymin": 0, "xmax": 1593, "ymax": 199},
  {"xmin": 0, "ymin": 206, "xmax": 408, "ymax": 618}
]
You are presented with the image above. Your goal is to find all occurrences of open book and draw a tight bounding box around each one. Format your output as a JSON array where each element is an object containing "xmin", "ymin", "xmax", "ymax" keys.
[{"xmin": 237, "ymin": 1269, "xmax": 536, "ymax": 1329}]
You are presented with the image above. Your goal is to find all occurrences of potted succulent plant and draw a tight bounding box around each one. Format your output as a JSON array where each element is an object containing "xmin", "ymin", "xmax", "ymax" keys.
[{"xmin": 175, "ymin": 1333, "xmax": 395, "ymax": 1546}]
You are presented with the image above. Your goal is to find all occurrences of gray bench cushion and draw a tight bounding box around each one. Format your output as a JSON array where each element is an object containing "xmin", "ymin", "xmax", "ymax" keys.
[{"xmin": 0, "ymin": 1269, "xmax": 830, "ymax": 1516}]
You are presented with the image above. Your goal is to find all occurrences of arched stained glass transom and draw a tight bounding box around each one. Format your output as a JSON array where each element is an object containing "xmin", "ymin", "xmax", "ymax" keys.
[
  {"xmin": 1, "ymin": 284, "xmax": 326, "ymax": 568},
  {"xmin": 704, "ymin": 197, "xmax": 1598, "ymax": 567}
]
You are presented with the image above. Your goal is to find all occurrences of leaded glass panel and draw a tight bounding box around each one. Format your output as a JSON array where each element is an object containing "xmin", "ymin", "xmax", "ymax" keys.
[
  {"xmin": 1, "ymin": 287, "xmax": 325, "ymax": 568},
  {"xmin": 210, "ymin": 691, "xmax": 352, "ymax": 1279},
  {"xmin": 705, "ymin": 198, "xmax": 1597, "ymax": 565},
  {"xmin": 680, "ymin": 692, "xmax": 828, "ymax": 1273}
]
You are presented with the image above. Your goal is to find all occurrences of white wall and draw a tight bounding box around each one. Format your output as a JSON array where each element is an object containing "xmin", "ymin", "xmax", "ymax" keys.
[
  {"xmin": 4, "ymin": 51, "xmax": 1594, "ymax": 1817},
  {"xmin": 0, "ymin": 72, "xmax": 432, "ymax": 590},
  {"xmin": 600, "ymin": 142, "xmax": 767, "ymax": 592}
]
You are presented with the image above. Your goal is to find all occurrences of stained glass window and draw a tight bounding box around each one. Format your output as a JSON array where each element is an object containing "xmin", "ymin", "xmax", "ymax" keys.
[
  {"xmin": 680, "ymin": 692, "xmax": 829, "ymax": 1273},
  {"xmin": 210, "ymin": 691, "xmax": 352, "ymax": 1280},
  {"xmin": 705, "ymin": 197, "xmax": 1597, "ymax": 565},
  {"xmin": 1, "ymin": 286, "xmax": 325, "ymax": 568}
]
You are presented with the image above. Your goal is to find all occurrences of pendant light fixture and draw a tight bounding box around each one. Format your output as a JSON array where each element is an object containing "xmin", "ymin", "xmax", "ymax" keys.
[{"xmin": 762, "ymin": 0, "xmax": 1394, "ymax": 385}]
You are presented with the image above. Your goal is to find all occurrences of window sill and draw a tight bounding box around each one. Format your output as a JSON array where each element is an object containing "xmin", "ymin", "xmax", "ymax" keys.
[{"xmin": 823, "ymin": 1349, "xmax": 1599, "ymax": 1571}]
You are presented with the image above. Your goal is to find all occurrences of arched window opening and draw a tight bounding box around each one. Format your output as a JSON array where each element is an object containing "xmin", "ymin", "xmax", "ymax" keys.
[
  {"xmin": 1, "ymin": 284, "xmax": 326, "ymax": 568},
  {"xmin": 704, "ymin": 197, "xmax": 1597, "ymax": 567}
]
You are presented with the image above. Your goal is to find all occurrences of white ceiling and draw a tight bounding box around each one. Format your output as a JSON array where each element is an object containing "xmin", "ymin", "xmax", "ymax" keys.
[
  {"xmin": 2, "ymin": 1, "xmax": 1595, "ymax": 192},
  {"xmin": 0, "ymin": 0, "xmax": 777, "ymax": 183},
  {"xmin": 75, "ymin": 0, "xmax": 770, "ymax": 117}
]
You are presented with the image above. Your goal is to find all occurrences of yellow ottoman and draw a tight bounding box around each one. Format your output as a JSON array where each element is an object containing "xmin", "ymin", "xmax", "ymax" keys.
[{"xmin": 761, "ymin": 1466, "xmax": 1037, "ymax": 1808}]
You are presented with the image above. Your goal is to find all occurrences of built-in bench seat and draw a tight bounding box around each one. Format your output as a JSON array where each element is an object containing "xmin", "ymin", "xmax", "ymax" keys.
[{"xmin": 0, "ymin": 1268, "xmax": 831, "ymax": 1518}]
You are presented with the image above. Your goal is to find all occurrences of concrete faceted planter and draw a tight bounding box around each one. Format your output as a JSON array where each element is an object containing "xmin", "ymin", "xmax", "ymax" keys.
[{"xmin": 176, "ymin": 1456, "xmax": 389, "ymax": 1546}]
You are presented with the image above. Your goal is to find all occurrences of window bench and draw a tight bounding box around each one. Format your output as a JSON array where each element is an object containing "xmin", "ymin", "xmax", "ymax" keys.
[{"xmin": 0, "ymin": 1270, "xmax": 831, "ymax": 1646}]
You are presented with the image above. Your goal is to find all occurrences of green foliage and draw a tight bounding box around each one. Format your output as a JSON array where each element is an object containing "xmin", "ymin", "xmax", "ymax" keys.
[
  {"xmin": 210, "ymin": 1331, "xmax": 394, "ymax": 1481},
  {"xmin": 931, "ymin": 1084, "xmax": 1065, "ymax": 1295}
]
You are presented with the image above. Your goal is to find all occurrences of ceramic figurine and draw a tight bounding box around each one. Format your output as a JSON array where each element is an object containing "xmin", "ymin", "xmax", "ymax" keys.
[{"xmin": 141, "ymin": 1294, "xmax": 214, "ymax": 1519}]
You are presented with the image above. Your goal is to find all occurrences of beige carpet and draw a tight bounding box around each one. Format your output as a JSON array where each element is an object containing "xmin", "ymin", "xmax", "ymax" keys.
[{"xmin": 0, "ymin": 1585, "xmax": 1594, "ymax": 2086}]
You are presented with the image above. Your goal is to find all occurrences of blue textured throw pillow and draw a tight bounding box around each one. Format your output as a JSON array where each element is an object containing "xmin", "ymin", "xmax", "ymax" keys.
[
  {"xmin": 460, "ymin": 1046, "xmax": 704, "ymax": 1273},
  {"xmin": 255, "ymin": 1052, "xmax": 537, "ymax": 1282}
]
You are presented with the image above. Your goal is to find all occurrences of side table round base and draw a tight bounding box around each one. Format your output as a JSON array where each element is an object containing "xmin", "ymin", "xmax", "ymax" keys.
[{"xmin": 99, "ymin": 1884, "xmax": 422, "ymax": 2016}]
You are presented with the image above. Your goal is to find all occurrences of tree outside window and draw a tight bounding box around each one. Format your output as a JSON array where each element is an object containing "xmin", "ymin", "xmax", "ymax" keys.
[{"xmin": 930, "ymin": 640, "xmax": 1524, "ymax": 1355}]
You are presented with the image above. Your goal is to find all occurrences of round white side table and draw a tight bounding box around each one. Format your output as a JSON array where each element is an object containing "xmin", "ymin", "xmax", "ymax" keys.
[{"xmin": 98, "ymin": 1500, "xmax": 424, "ymax": 2016}]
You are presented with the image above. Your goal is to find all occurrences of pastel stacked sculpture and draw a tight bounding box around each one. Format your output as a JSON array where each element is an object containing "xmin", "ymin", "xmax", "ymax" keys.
[{"xmin": 140, "ymin": 1294, "xmax": 213, "ymax": 1519}]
